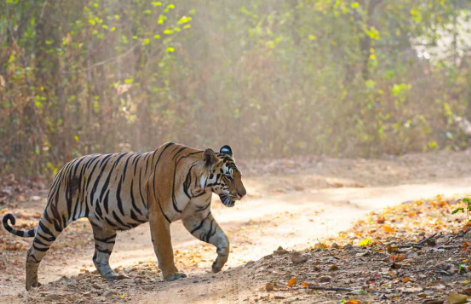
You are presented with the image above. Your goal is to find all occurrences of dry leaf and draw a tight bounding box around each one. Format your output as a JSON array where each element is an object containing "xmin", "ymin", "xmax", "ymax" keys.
[
  {"xmin": 401, "ymin": 277, "xmax": 410, "ymax": 283},
  {"xmin": 329, "ymin": 265, "xmax": 339, "ymax": 271},
  {"xmin": 383, "ymin": 225, "xmax": 396, "ymax": 233},
  {"xmin": 287, "ymin": 277, "xmax": 297, "ymax": 287},
  {"xmin": 345, "ymin": 300, "xmax": 360, "ymax": 304},
  {"xmin": 395, "ymin": 253, "xmax": 407, "ymax": 262},
  {"xmin": 447, "ymin": 294, "xmax": 467, "ymax": 304}
]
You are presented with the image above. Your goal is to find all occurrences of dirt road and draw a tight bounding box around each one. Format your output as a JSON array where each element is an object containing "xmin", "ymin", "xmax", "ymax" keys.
[{"xmin": 1, "ymin": 150, "xmax": 471, "ymax": 303}]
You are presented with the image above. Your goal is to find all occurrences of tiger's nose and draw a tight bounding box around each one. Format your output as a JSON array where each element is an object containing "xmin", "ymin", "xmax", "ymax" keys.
[{"xmin": 238, "ymin": 189, "xmax": 246, "ymax": 199}]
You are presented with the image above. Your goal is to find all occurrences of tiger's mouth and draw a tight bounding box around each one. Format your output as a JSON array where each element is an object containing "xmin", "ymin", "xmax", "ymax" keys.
[{"xmin": 219, "ymin": 194, "xmax": 236, "ymax": 207}]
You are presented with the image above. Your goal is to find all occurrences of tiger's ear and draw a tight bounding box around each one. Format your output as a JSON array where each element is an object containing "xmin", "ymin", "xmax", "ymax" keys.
[
  {"xmin": 203, "ymin": 149, "xmax": 218, "ymax": 167},
  {"xmin": 220, "ymin": 145, "xmax": 232, "ymax": 157}
]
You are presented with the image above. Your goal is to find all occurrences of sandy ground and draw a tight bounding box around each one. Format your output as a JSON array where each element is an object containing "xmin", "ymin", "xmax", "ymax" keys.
[{"xmin": 1, "ymin": 149, "xmax": 471, "ymax": 303}]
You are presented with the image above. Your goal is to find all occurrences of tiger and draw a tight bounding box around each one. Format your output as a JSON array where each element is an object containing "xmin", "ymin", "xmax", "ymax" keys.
[{"xmin": 2, "ymin": 143, "xmax": 246, "ymax": 290}]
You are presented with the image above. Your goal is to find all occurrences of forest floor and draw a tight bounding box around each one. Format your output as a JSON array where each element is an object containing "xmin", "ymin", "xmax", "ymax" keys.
[{"xmin": 2, "ymin": 149, "xmax": 471, "ymax": 303}]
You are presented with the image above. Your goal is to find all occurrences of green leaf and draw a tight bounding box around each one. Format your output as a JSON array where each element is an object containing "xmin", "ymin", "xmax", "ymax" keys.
[{"xmin": 452, "ymin": 208, "xmax": 465, "ymax": 214}]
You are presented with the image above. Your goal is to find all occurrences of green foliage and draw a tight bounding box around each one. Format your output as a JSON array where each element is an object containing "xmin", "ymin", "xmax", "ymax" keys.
[
  {"xmin": 1, "ymin": 0, "xmax": 471, "ymax": 177},
  {"xmin": 452, "ymin": 198, "xmax": 471, "ymax": 218}
]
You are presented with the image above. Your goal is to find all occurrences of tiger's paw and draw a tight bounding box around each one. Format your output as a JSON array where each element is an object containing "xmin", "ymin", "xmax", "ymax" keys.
[
  {"xmin": 212, "ymin": 261, "xmax": 223, "ymax": 273},
  {"xmin": 25, "ymin": 278, "xmax": 41, "ymax": 291},
  {"xmin": 105, "ymin": 271, "xmax": 129, "ymax": 281},
  {"xmin": 163, "ymin": 272, "xmax": 187, "ymax": 281}
]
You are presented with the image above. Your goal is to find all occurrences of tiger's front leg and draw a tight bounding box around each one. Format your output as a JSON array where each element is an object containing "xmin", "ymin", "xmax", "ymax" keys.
[
  {"xmin": 182, "ymin": 210, "xmax": 230, "ymax": 273},
  {"xmin": 148, "ymin": 208, "xmax": 187, "ymax": 281}
]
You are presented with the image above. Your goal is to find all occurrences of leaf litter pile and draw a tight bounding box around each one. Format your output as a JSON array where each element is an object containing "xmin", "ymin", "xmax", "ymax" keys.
[
  {"xmin": 247, "ymin": 195, "xmax": 471, "ymax": 304},
  {"xmin": 5, "ymin": 194, "xmax": 471, "ymax": 303}
]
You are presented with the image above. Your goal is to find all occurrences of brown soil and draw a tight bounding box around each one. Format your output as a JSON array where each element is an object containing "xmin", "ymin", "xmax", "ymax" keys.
[{"xmin": 1, "ymin": 149, "xmax": 471, "ymax": 304}]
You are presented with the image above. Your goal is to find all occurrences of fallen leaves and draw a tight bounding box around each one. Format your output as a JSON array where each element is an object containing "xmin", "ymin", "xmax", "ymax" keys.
[
  {"xmin": 447, "ymin": 294, "xmax": 468, "ymax": 304},
  {"xmin": 255, "ymin": 196, "xmax": 471, "ymax": 303},
  {"xmin": 383, "ymin": 225, "xmax": 396, "ymax": 233},
  {"xmin": 287, "ymin": 277, "xmax": 297, "ymax": 287}
]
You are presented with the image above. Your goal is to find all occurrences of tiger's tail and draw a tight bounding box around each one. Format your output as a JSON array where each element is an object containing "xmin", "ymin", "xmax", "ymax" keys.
[{"xmin": 2, "ymin": 213, "xmax": 36, "ymax": 237}]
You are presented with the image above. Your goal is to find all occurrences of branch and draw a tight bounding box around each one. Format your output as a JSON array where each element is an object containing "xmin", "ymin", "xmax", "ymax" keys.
[{"xmin": 291, "ymin": 286, "xmax": 353, "ymax": 292}]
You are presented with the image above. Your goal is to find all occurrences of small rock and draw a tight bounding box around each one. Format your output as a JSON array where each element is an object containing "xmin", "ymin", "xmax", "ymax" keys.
[
  {"xmin": 245, "ymin": 261, "xmax": 255, "ymax": 268},
  {"xmin": 92, "ymin": 283, "xmax": 101, "ymax": 289},
  {"xmin": 319, "ymin": 276, "xmax": 332, "ymax": 283},
  {"xmin": 328, "ymin": 265, "xmax": 339, "ymax": 271},
  {"xmin": 331, "ymin": 242, "xmax": 340, "ymax": 249},
  {"xmin": 436, "ymin": 237, "xmax": 449, "ymax": 244},
  {"xmin": 274, "ymin": 246, "xmax": 289, "ymax": 255},
  {"xmin": 44, "ymin": 294, "xmax": 62, "ymax": 301},
  {"xmin": 356, "ymin": 251, "xmax": 370, "ymax": 257},
  {"xmin": 265, "ymin": 283, "xmax": 275, "ymax": 292},
  {"xmin": 290, "ymin": 252, "xmax": 308, "ymax": 264},
  {"xmin": 343, "ymin": 244, "xmax": 353, "ymax": 250},
  {"xmin": 103, "ymin": 290, "xmax": 115, "ymax": 298}
]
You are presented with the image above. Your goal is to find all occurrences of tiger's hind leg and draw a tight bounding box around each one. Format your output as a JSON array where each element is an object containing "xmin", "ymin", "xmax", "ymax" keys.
[
  {"xmin": 91, "ymin": 225, "xmax": 120, "ymax": 280},
  {"xmin": 26, "ymin": 217, "xmax": 68, "ymax": 290}
]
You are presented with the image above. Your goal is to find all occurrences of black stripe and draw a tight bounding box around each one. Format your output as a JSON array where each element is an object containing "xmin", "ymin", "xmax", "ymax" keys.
[
  {"xmin": 116, "ymin": 180, "xmax": 124, "ymax": 215},
  {"xmin": 205, "ymin": 220, "xmax": 215, "ymax": 242},
  {"xmin": 99, "ymin": 154, "xmax": 113, "ymax": 168},
  {"xmin": 183, "ymin": 164, "xmax": 197, "ymax": 199},
  {"xmin": 103, "ymin": 190, "xmax": 110, "ymax": 213},
  {"xmin": 33, "ymin": 237, "xmax": 49, "ymax": 247},
  {"xmin": 172, "ymin": 147, "xmax": 187, "ymax": 160},
  {"xmin": 130, "ymin": 209, "xmax": 147, "ymax": 223},
  {"xmin": 85, "ymin": 156, "xmax": 103, "ymax": 192},
  {"xmin": 191, "ymin": 212, "xmax": 211, "ymax": 234},
  {"xmin": 29, "ymin": 255, "xmax": 41, "ymax": 263},
  {"xmin": 95, "ymin": 199, "xmax": 103, "ymax": 219},
  {"xmin": 144, "ymin": 153, "xmax": 151, "ymax": 175},
  {"xmin": 53, "ymin": 219, "xmax": 63, "ymax": 233},
  {"xmin": 96, "ymin": 248, "xmax": 112, "ymax": 255},
  {"xmin": 112, "ymin": 211, "xmax": 130, "ymax": 228},
  {"xmin": 133, "ymin": 154, "xmax": 143, "ymax": 175},
  {"xmin": 138, "ymin": 168, "xmax": 148, "ymax": 211},
  {"xmin": 37, "ymin": 231, "xmax": 55, "ymax": 242},
  {"xmin": 90, "ymin": 154, "xmax": 115, "ymax": 207},
  {"xmin": 157, "ymin": 199, "xmax": 171, "ymax": 223},
  {"xmin": 121, "ymin": 153, "xmax": 134, "ymax": 183},
  {"xmin": 196, "ymin": 202, "xmax": 211, "ymax": 212},
  {"xmin": 61, "ymin": 215, "xmax": 67, "ymax": 228},
  {"xmin": 152, "ymin": 142, "xmax": 175, "ymax": 199},
  {"xmin": 84, "ymin": 198, "xmax": 90, "ymax": 218},
  {"xmin": 171, "ymin": 152, "xmax": 203, "ymax": 213},
  {"xmin": 39, "ymin": 221, "xmax": 55, "ymax": 238},
  {"xmin": 105, "ymin": 217, "xmax": 119, "ymax": 228},
  {"xmin": 130, "ymin": 179, "xmax": 143, "ymax": 215},
  {"xmin": 33, "ymin": 244, "xmax": 49, "ymax": 252},
  {"xmin": 94, "ymin": 235, "xmax": 116, "ymax": 244}
]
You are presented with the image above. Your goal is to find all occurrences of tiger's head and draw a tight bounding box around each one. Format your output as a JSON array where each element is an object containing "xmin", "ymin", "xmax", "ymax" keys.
[{"xmin": 202, "ymin": 145, "xmax": 246, "ymax": 207}]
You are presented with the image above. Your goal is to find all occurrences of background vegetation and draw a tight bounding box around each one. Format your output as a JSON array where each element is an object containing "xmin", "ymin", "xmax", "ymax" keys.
[{"xmin": 1, "ymin": 0, "xmax": 471, "ymax": 177}]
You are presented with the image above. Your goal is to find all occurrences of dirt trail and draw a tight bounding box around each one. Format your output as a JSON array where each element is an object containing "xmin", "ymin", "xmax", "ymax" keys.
[{"xmin": 1, "ymin": 150, "xmax": 471, "ymax": 303}]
